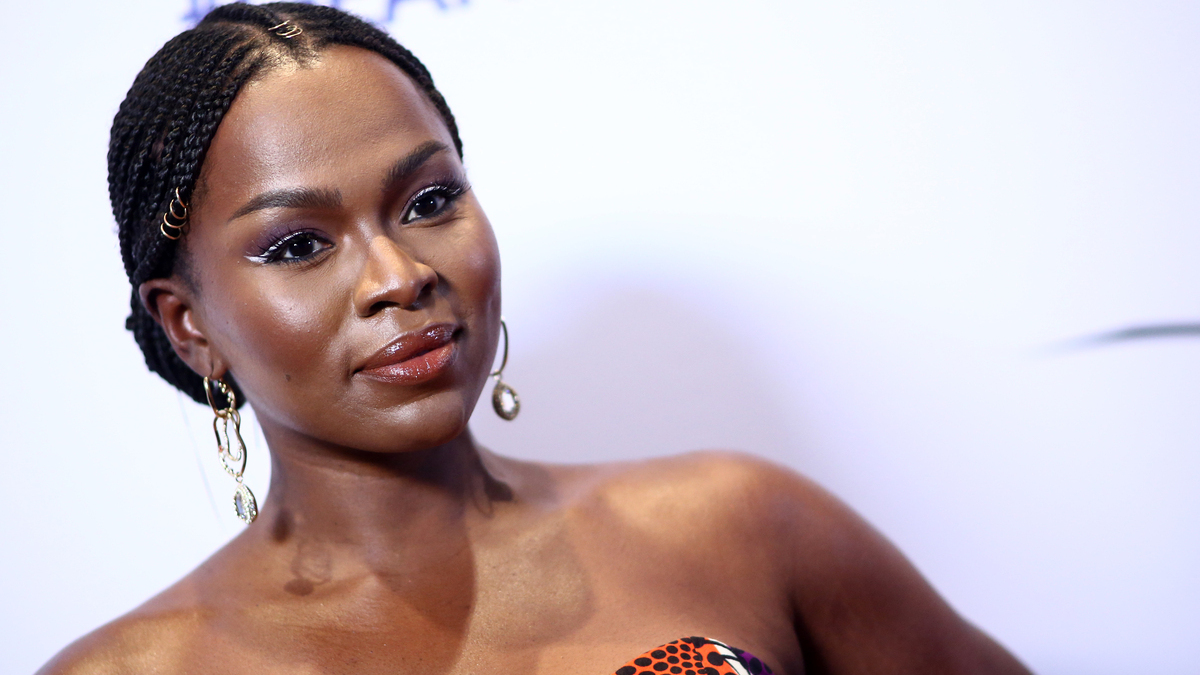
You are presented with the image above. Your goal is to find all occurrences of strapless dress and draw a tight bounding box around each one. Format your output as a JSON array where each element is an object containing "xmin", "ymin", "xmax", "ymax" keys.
[{"xmin": 613, "ymin": 637, "xmax": 774, "ymax": 675}]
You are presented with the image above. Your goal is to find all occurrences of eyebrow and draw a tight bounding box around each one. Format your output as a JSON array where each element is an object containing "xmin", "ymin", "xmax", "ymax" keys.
[
  {"xmin": 229, "ymin": 187, "xmax": 343, "ymax": 221},
  {"xmin": 383, "ymin": 140, "xmax": 452, "ymax": 189},
  {"xmin": 227, "ymin": 141, "xmax": 453, "ymax": 222}
]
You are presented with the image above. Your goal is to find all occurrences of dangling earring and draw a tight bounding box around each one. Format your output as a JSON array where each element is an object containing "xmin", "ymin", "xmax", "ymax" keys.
[
  {"xmin": 203, "ymin": 376, "xmax": 258, "ymax": 524},
  {"xmin": 491, "ymin": 318, "xmax": 521, "ymax": 420}
]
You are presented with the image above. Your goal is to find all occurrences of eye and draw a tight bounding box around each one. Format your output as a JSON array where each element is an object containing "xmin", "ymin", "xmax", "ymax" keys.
[
  {"xmin": 401, "ymin": 184, "xmax": 464, "ymax": 224},
  {"xmin": 278, "ymin": 234, "xmax": 323, "ymax": 260},
  {"xmin": 254, "ymin": 230, "xmax": 332, "ymax": 264}
]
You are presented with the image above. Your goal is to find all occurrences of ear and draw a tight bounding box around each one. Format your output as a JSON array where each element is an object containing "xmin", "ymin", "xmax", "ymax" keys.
[{"xmin": 138, "ymin": 277, "xmax": 229, "ymax": 379}]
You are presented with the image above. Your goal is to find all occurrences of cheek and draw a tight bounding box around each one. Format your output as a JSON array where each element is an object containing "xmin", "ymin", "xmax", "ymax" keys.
[
  {"xmin": 205, "ymin": 264, "xmax": 349, "ymax": 410},
  {"xmin": 449, "ymin": 221, "xmax": 501, "ymax": 314},
  {"xmin": 426, "ymin": 217, "xmax": 503, "ymax": 381}
]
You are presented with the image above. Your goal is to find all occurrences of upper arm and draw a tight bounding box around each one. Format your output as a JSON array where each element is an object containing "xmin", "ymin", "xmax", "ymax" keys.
[
  {"xmin": 35, "ymin": 608, "xmax": 196, "ymax": 675},
  {"xmin": 36, "ymin": 629, "xmax": 131, "ymax": 675},
  {"xmin": 760, "ymin": 465, "xmax": 1032, "ymax": 674}
]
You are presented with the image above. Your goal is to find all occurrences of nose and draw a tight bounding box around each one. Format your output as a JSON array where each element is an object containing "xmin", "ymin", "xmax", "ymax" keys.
[{"xmin": 352, "ymin": 234, "xmax": 438, "ymax": 316}]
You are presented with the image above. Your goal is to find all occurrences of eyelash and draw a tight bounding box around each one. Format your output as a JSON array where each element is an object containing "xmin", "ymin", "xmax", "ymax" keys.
[
  {"xmin": 401, "ymin": 178, "xmax": 470, "ymax": 224},
  {"xmin": 250, "ymin": 228, "xmax": 331, "ymax": 265}
]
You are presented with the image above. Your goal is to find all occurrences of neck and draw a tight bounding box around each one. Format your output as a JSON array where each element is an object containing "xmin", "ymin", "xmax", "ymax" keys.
[{"xmin": 253, "ymin": 424, "xmax": 514, "ymax": 565}]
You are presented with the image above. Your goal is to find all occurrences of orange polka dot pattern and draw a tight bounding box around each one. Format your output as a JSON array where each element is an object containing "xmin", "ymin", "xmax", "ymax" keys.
[{"xmin": 613, "ymin": 637, "xmax": 774, "ymax": 675}]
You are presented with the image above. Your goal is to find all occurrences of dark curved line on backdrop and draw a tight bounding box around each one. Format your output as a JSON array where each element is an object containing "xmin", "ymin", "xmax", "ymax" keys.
[{"xmin": 1049, "ymin": 323, "xmax": 1200, "ymax": 353}]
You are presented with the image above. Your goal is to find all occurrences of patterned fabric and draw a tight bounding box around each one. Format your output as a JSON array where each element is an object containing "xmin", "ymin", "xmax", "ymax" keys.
[{"xmin": 613, "ymin": 637, "xmax": 774, "ymax": 675}]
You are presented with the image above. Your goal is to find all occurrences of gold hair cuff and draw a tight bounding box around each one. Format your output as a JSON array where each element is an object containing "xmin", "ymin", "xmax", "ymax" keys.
[
  {"xmin": 160, "ymin": 187, "xmax": 189, "ymax": 241},
  {"xmin": 268, "ymin": 20, "xmax": 303, "ymax": 39}
]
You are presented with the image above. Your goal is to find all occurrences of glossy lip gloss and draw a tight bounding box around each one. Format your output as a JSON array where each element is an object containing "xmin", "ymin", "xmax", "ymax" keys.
[{"xmin": 356, "ymin": 323, "xmax": 458, "ymax": 385}]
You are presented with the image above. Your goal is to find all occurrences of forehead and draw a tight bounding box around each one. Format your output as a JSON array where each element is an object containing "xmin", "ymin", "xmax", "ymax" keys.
[{"xmin": 198, "ymin": 46, "xmax": 452, "ymax": 207}]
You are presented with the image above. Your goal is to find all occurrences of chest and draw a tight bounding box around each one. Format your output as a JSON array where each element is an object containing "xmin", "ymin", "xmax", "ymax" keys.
[
  {"xmin": 184, "ymin": 628, "xmax": 797, "ymax": 675},
  {"xmin": 186, "ymin": 510, "xmax": 802, "ymax": 675},
  {"xmin": 186, "ymin": 556, "xmax": 801, "ymax": 675}
]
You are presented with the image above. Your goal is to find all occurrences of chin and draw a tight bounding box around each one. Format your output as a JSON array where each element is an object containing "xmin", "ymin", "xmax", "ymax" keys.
[
  {"xmin": 350, "ymin": 390, "xmax": 475, "ymax": 454},
  {"xmin": 247, "ymin": 376, "xmax": 481, "ymax": 454}
]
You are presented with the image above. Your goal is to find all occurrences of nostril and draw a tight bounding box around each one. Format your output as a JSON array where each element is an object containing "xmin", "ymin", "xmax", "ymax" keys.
[
  {"xmin": 353, "ymin": 238, "xmax": 438, "ymax": 315},
  {"xmin": 366, "ymin": 298, "xmax": 405, "ymax": 316}
]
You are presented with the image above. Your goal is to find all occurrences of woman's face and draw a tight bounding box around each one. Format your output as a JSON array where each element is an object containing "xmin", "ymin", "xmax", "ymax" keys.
[{"xmin": 176, "ymin": 46, "xmax": 500, "ymax": 453}]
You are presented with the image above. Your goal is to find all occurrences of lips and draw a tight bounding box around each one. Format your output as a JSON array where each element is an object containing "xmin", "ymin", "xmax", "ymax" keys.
[{"xmin": 356, "ymin": 323, "xmax": 459, "ymax": 385}]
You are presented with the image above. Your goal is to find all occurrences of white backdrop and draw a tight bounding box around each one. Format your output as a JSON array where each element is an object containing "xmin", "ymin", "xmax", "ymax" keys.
[{"xmin": 2, "ymin": 1, "xmax": 1198, "ymax": 673}]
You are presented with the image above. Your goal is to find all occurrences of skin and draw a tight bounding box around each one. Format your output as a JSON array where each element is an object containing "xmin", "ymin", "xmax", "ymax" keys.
[{"xmin": 40, "ymin": 47, "xmax": 1033, "ymax": 675}]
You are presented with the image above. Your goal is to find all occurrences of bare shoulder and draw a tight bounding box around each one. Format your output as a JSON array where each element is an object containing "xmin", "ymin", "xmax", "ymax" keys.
[
  {"xmin": 36, "ymin": 584, "xmax": 206, "ymax": 675},
  {"xmin": 545, "ymin": 450, "xmax": 831, "ymax": 581},
  {"xmin": 557, "ymin": 449, "xmax": 834, "ymax": 537},
  {"xmin": 562, "ymin": 448, "xmax": 947, "ymax": 588}
]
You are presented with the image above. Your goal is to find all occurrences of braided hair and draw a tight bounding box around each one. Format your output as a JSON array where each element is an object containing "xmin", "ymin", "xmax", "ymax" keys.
[{"xmin": 109, "ymin": 2, "xmax": 463, "ymax": 407}]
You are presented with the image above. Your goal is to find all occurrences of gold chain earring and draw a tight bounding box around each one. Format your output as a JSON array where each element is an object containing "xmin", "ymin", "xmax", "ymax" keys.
[
  {"xmin": 491, "ymin": 318, "xmax": 521, "ymax": 420},
  {"xmin": 203, "ymin": 376, "xmax": 258, "ymax": 524}
]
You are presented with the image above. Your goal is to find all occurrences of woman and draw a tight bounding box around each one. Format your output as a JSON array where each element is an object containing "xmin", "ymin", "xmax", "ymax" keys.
[{"xmin": 41, "ymin": 4, "xmax": 1031, "ymax": 674}]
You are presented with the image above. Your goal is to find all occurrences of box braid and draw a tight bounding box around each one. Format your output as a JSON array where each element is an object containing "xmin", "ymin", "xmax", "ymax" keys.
[{"xmin": 109, "ymin": 2, "xmax": 463, "ymax": 407}]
